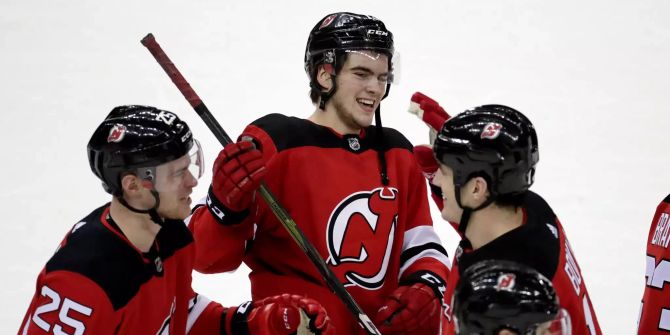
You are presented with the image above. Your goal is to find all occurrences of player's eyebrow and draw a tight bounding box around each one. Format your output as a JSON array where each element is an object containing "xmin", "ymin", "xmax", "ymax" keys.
[{"xmin": 349, "ymin": 66, "xmax": 388, "ymax": 76}]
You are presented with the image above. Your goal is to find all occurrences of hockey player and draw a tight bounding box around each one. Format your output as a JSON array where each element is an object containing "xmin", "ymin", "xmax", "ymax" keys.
[
  {"xmin": 637, "ymin": 194, "xmax": 670, "ymax": 333},
  {"xmin": 188, "ymin": 12, "xmax": 451, "ymax": 334},
  {"xmin": 411, "ymin": 98, "xmax": 601, "ymax": 334},
  {"xmin": 453, "ymin": 259, "xmax": 570, "ymax": 335},
  {"xmin": 18, "ymin": 106, "xmax": 332, "ymax": 335}
]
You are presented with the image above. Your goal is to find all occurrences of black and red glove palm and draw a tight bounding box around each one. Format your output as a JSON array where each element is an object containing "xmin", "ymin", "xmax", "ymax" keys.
[
  {"xmin": 207, "ymin": 141, "xmax": 267, "ymax": 225},
  {"xmin": 375, "ymin": 271, "xmax": 446, "ymax": 335},
  {"xmin": 230, "ymin": 294, "xmax": 334, "ymax": 335}
]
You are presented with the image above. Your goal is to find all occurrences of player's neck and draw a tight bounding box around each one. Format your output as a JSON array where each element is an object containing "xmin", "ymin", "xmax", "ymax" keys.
[
  {"xmin": 464, "ymin": 204, "xmax": 523, "ymax": 249},
  {"xmin": 309, "ymin": 105, "xmax": 361, "ymax": 135},
  {"xmin": 109, "ymin": 198, "xmax": 161, "ymax": 252}
]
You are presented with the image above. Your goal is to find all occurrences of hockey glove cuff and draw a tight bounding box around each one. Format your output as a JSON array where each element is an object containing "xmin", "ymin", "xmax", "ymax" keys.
[{"xmin": 206, "ymin": 186, "xmax": 251, "ymax": 225}]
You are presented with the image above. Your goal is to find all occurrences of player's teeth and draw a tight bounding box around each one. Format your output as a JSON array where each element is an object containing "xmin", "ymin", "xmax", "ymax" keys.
[{"xmin": 358, "ymin": 99, "xmax": 374, "ymax": 106}]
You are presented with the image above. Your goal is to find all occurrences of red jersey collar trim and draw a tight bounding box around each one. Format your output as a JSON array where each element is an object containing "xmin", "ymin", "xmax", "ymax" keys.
[
  {"xmin": 100, "ymin": 206, "xmax": 150, "ymax": 260},
  {"xmin": 305, "ymin": 118, "xmax": 367, "ymax": 138}
]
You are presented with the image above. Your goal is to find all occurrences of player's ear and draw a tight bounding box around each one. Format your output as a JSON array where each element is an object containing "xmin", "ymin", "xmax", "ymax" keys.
[
  {"xmin": 120, "ymin": 173, "xmax": 142, "ymax": 196},
  {"xmin": 468, "ymin": 176, "xmax": 490, "ymax": 206},
  {"xmin": 316, "ymin": 64, "xmax": 334, "ymax": 91}
]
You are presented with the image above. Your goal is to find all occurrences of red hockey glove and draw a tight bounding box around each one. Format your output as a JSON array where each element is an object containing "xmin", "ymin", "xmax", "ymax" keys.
[
  {"xmin": 230, "ymin": 294, "xmax": 334, "ymax": 335},
  {"xmin": 375, "ymin": 272, "xmax": 446, "ymax": 335},
  {"xmin": 207, "ymin": 141, "xmax": 267, "ymax": 225},
  {"xmin": 408, "ymin": 91, "xmax": 451, "ymax": 144},
  {"xmin": 414, "ymin": 145, "xmax": 444, "ymax": 212}
]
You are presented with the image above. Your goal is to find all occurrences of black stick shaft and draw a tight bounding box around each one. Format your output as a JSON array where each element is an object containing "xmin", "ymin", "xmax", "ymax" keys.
[{"xmin": 141, "ymin": 33, "xmax": 381, "ymax": 335}]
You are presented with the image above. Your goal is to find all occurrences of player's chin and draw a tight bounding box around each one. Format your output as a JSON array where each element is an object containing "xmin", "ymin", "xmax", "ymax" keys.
[
  {"xmin": 440, "ymin": 208, "xmax": 455, "ymax": 222},
  {"xmin": 355, "ymin": 114, "xmax": 374, "ymax": 128},
  {"xmin": 164, "ymin": 204, "xmax": 192, "ymax": 221}
]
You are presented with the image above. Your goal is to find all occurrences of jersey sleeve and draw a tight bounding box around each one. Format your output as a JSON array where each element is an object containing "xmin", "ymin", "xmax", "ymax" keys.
[
  {"xmin": 638, "ymin": 195, "xmax": 670, "ymax": 334},
  {"xmin": 185, "ymin": 293, "xmax": 228, "ymax": 335},
  {"xmin": 18, "ymin": 270, "xmax": 117, "ymax": 335},
  {"xmin": 187, "ymin": 203, "xmax": 254, "ymax": 274},
  {"xmin": 398, "ymin": 152, "xmax": 451, "ymax": 283},
  {"xmin": 552, "ymin": 224, "xmax": 602, "ymax": 335}
]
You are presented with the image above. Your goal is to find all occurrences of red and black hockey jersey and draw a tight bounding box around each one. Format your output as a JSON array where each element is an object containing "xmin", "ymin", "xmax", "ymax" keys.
[
  {"xmin": 638, "ymin": 194, "xmax": 670, "ymax": 334},
  {"xmin": 441, "ymin": 191, "xmax": 601, "ymax": 335},
  {"xmin": 18, "ymin": 204, "xmax": 225, "ymax": 335},
  {"xmin": 190, "ymin": 113, "xmax": 451, "ymax": 334}
]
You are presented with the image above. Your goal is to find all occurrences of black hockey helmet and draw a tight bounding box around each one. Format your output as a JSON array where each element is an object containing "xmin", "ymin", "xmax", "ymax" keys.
[
  {"xmin": 87, "ymin": 105, "xmax": 201, "ymax": 197},
  {"xmin": 305, "ymin": 12, "xmax": 395, "ymax": 107},
  {"xmin": 453, "ymin": 260, "xmax": 568, "ymax": 335},
  {"xmin": 433, "ymin": 104, "xmax": 539, "ymax": 199}
]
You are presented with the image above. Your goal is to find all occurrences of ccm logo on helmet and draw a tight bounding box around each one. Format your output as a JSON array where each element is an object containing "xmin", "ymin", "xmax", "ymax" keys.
[
  {"xmin": 481, "ymin": 122, "xmax": 503, "ymax": 139},
  {"xmin": 107, "ymin": 124, "xmax": 127, "ymax": 143},
  {"xmin": 367, "ymin": 29, "xmax": 388, "ymax": 36}
]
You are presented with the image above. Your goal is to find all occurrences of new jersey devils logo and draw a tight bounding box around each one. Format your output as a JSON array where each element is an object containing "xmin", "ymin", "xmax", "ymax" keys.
[
  {"xmin": 326, "ymin": 187, "xmax": 398, "ymax": 290},
  {"xmin": 495, "ymin": 273, "xmax": 516, "ymax": 291},
  {"xmin": 107, "ymin": 124, "xmax": 126, "ymax": 143},
  {"xmin": 481, "ymin": 122, "xmax": 502, "ymax": 139},
  {"xmin": 319, "ymin": 14, "xmax": 337, "ymax": 29}
]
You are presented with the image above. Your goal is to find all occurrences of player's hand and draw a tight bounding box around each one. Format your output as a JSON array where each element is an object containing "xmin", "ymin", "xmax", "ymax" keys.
[
  {"xmin": 408, "ymin": 91, "xmax": 450, "ymax": 144},
  {"xmin": 207, "ymin": 141, "xmax": 267, "ymax": 224},
  {"xmin": 375, "ymin": 283, "xmax": 442, "ymax": 335},
  {"xmin": 247, "ymin": 294, "xmax": 334, "ymax": 335},
  {"xmin": 413, "ymin": 145, "xmax": 438, "ymax": 184}
]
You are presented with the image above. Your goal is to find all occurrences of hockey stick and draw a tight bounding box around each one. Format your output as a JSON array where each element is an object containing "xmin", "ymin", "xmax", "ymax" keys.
[{"xmin": 141, "ymin": 33, "xmax": 381, "ymax": 335}]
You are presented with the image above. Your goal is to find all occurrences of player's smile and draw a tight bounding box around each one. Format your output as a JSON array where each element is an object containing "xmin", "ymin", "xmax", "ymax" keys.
[{"xmin": 356, "ymin": 97, "xmax": 377, "ymax": 114}]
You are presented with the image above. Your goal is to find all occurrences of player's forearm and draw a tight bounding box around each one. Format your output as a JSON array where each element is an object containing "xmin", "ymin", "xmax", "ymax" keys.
[{"xmin": 189, "ymin": 206, "xmax": 252, "ymax": 273}]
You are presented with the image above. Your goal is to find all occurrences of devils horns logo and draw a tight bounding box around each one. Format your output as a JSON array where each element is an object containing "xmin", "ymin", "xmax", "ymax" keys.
[
  {"xmin": 319, "ymin": 14, "xmax": 337, "ymax": 29},
  {"xmin": 481, "ymin": 122, "xmax": 503, "ymax": 139},
  {"xmin": 495, "ymin": 273, "xmax": 516, "ymax": 291},
  {"xmin": 107, "ymin": 124, "xmax": 126, "ymax": 143},
  {"xmin": 326, "ymin": 187, "xmax": 398, "ymax": 290}
]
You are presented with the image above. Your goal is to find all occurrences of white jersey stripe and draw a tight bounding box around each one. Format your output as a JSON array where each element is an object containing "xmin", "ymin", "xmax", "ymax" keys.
[{"xmin": 399, "ymin": 226, "xmax": 451, "ymax": 277}]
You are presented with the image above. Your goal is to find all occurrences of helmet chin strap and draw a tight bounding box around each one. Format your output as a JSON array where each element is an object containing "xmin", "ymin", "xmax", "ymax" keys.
[
  {"xmin": 454, "ymin": 186, "xmax": 495, "ymax": 234},
  {"xmin": 117, "ymin": 190, "xmax": 165, "ymax": 226}
]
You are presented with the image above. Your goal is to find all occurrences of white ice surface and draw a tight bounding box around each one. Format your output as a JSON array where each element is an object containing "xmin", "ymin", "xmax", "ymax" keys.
[{"xmin": 2, "ymin": 1, "xmax": 669, "ymax": 334}]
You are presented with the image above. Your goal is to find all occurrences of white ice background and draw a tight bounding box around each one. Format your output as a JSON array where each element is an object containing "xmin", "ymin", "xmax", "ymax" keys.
[{"xmin": 2, "ymin": 1, "xmax": 669, "ymax": 334}]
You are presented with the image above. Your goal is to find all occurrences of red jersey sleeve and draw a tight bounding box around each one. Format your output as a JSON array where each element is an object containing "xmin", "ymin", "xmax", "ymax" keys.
[
  {"xmin": 188, "ymin": 205, "xmax": 254, "ymax": 274},
  {"xmin": 638, "ymin": 195, "xmax": 670, "ymax": 334},
  {"xmin": 18, "ymin": 270, "xmax": 116, "ymax": 335},
  {"xmin": 552, "ymin": 223, "xmax": 602, "ymax": 335}
]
